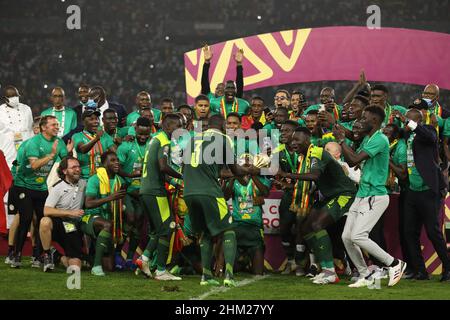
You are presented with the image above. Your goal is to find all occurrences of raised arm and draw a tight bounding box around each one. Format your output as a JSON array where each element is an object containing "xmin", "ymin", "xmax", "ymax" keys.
[
  {"xmin": 235, "ymin": 48, "xmax": 244, "ymax": 98},
  {"xmin": 201, "ymin": 45, "xmax": 213, "ymax": 95}
]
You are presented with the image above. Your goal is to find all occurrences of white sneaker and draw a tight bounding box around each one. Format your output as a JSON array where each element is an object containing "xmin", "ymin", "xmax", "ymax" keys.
[
  {"xmin": 4, "ymin": 255, "xmax": 13, "ymax": 265},
  {"xmin": 155, "ymin": 270, "xmax": 182, "ymax": 281},
  {"xmin": 310, "ymin": 272, "xmax": 324, "ymax": 281},
  {"xmin": 313, "ymin": 272, "xmax": 340, "ymax": 285},
  {"xmin": 388, "ymin": 260, "xmax": 407, "ymax": 287},
  {"xmin": 135, "ymin": 256, "xmax": 152, "ymax": 278},
  {"xmin": 348, "ymin": 277, "xmax": 374, "ymax": 288}
]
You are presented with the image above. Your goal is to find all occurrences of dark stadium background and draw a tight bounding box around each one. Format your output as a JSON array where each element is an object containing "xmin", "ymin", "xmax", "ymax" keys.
[{"xmin": 0, "ymin": 0, "xmax": 449, "ymax": 116}]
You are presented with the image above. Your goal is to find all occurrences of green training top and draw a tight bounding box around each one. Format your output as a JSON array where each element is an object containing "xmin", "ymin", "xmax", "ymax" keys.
[
  {"xmin": 84, "ymin": 174, "xmax": 126, "ymax": 219},
  {"xmin": 356, "ymin": 130, "xmax": 390, "ymax": 197},
  {"xmin": 41, "ymin": 107, "xmax": 77, "ymax": 137},
  {"xmin": 231, "ymin": 176, "xmax": 271, "ymax": 228},
  {"xmin": 117, "ymin": 139, "xmax": 149, "ymax": 193},
  {"xmin": 15, "ymin": 134, "xmax": 68, "ymax": 191},
  {"xmin": 72, "ymin": 130, "xmax": 115, "ymax": 179}
]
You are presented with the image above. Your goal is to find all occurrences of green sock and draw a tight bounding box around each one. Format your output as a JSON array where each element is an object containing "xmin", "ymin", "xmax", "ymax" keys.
[
  {"xmin": 127, "ymin": 230, "xmax": 140, "ymax": 260},
  {"xmin": 94, "ymin": 230, "xmax": 111, "ymax": 267},
  {"xmin": 302, "ymin": 232, "xmax": 316, "ymax": 268},
  {"xmin": 143, "ymin": 233, "xmax": 158, "ymax": 259},
  {"xmin": 200, "ymin": 233, "xmax": 213, "ymax": 279},
  {"xmin": 156, "ymin": 237, "xmax": 170, "ymax": 272},
  {"xmin": 223, "ymin": 230, "xmax": 237, "ymax": 279},
  {"xmin": 314, "ymin": 230, "xmax": 334, "ymax": 270}
]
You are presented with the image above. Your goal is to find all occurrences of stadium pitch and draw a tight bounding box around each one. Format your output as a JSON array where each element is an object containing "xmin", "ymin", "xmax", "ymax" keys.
[{"xmin": 1, "ymin": 257, "xmax": 448, "ymax": 300}]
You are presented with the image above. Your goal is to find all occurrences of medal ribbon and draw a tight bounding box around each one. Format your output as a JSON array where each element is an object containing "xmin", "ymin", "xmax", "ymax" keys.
[
  {"xmin": 111, "ymin": 176, "xmax": 123, "ymax": 245},
  {"xmin": 290, "ymin": 144, "xmax": 313, "ymax": 216},
  {"xmin": 82, "ymin": 131, "xmax": 103, "ymax": 175},
  {"xmin": 220, "ymin": 97, "xmax": 239, "ymax": 118}
]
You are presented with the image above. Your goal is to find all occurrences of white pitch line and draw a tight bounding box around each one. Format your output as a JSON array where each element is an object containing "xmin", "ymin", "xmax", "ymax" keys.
[{"xmin": 190, "ymin": 275, "xmax": 270, "ymax": 300}]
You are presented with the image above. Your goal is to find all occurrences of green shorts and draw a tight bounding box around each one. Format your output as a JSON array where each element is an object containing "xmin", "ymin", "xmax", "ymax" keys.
[
  {"xmin": 184, "ymin": 195, "xmax": 232, "ymax": 237},
  {"xmin": 124, "ymin": 194, "xmax": 144, "ymax": 217},
  {"xmin": 80, "ymin": 214, "xmax": 101, "ymax": 238},
  {"xmin": 315, "ymin": 194, "xmax": 355, "ymax": 222},
  {"xmin": 233, "ymin": 223, "xmax": 265, "ymax": 251},
  {"xmin": 140, "ymin": 194, "xmax": 174, "ymax": 237}
]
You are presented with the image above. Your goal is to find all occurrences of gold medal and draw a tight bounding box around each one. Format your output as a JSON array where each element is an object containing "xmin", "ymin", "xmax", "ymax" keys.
[{"xmin": 239, "ymin": 202, "xmax": 247, "ymax": 210}]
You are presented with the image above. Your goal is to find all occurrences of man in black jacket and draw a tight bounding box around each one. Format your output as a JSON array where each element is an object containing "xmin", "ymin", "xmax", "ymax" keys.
[
  {"xmin": 394, "ymin": 101, "xmax": 450, "ymax": 282},
  {"xmin": 89, "ymin": 86, "xmax": 128, "ymax": 128},
  {"xmin": 201, "ymin": 44, "xmax": 244, "ymax": 100}
]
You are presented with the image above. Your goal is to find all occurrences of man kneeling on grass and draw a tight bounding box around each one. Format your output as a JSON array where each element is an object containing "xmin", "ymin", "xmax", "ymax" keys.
[
  {"xmin": 82, "ymin": 151, "xmax": 127, "ymax": 276},
  {"xmin": 40, "ymin": 156, "xmax": 86, "ymax": 272}
]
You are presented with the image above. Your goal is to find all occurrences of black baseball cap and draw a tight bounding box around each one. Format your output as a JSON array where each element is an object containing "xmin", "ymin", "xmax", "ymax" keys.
[
  {"xmin": 409, "ymin": 98, "xmax": 429, "ymax": 110},
  {"xmin": 82, "ymin": 109, "xmax": 101, "ymax": 120}
]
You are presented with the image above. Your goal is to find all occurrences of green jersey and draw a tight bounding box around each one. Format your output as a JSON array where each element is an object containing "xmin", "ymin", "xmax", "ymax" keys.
[
  {"xmin": 443, "ymin": 117, "xmax": 450, "ymax": 138},
  {"xmin": 339, "ymin": 120, "xmax": 354, "ymax": 131},
  {"xmin": 310, "ymin": 147, "xmax": 356, "ymax": 198},
  {"xmin": 183, "ymin": 129, "xmax": 235, "ymax": 198},
  {"xmin": 390, "ymin": 139, "xmax": 407, "ymax": 166},
  {"xmin": 406, "ymin": 133, "xmax": 429, "ymax": 191},
  {"xmin": 84, "ymin": 174, "xmax": 126, "ymax": 219},
  {"xmin": 15, "ymin": 134, "xmax": 68, "ymax": 191},
  {"xmin": 104, "ymin": 127, "xmax": 129, "ymax": 141},
  {"xmin": 126, "ymin": 108, "xmax": 161, "ymax": 126},
  {"xmin": 72, "ymin": 130, "xmax": 115, "ymax": 179},
  {"xmin": 356, "ymin": 130, "xmax": 390, "ymax": 197},
  {"xmin": 117, "ymin": 140, "xmax": 148, "ymax": 193},
  {"xmin": 231, "ymin": 177, "xmax": 271, "ymax": 227},
  {"xmin": 140, "ymin": 131, "xmax": 171, "ymax": 196},
  {"xmin": 40, "ymin": 107, "xmax": 77, "ymax": 137},
  {"xmin": 210, "ymin": 97, "xmax": 250, "ymax": 117},
  {"xmin": 12, "ymin": 140, "xmax": 29, "ymax": 180}
]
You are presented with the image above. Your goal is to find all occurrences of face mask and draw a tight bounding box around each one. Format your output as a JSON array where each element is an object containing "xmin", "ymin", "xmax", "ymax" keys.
[
  {"xmin": 423, "ymin": 98, "xmax": 433, "ymax": 107},
  {"xmin": 7, "ymin": 96, "xmax": 19, "ymax": 108},
  {"xmin": 86, "ymin": 99, "xmax": 98, "ymax": 109}
]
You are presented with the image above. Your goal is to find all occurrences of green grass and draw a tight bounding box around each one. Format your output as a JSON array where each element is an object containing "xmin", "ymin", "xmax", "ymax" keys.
[{"xmin": 0, "ymin": 257, "xmax": 448, "ymax": 300}]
